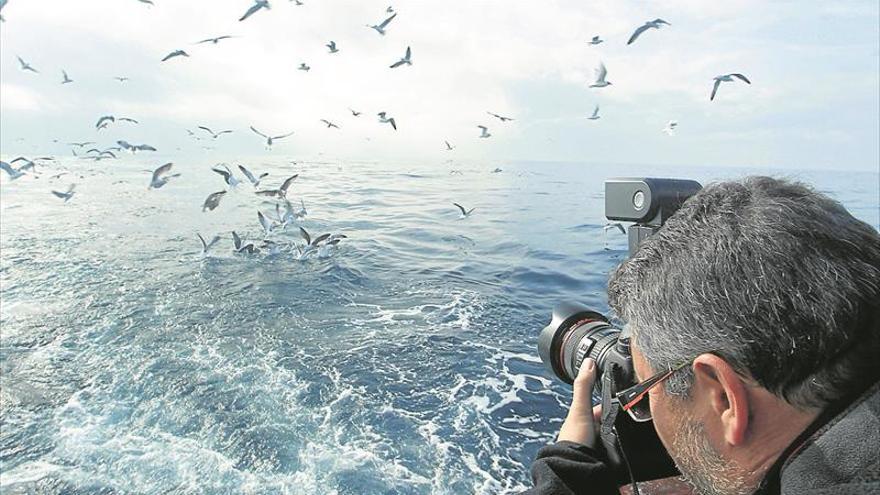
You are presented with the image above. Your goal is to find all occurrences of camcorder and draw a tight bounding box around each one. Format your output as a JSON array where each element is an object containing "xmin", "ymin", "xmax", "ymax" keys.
[{"xmin": 538, "ymin": 178, "xmax": 703, "ymax": 488}]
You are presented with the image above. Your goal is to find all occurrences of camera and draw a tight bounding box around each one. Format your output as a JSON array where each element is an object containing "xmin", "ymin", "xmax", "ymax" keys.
[{"xmin": 537, "ymin": 178, "xmax": 702, "ymax": 485}]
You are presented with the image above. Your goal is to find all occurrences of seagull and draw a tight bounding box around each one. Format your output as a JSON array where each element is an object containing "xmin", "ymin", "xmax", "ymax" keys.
[
  {"xmin": 477, "ymin": 125, "xmax": 491, "ymax": 138},
  {"xmin": 238, "ymin": 164, "xmax": 269, "ymax": 187},
  {"xmin": 445, "ymin": 140, "xmax": 454, "ymax": 151},
  {"xmin": 662, "ymin": 120, "xmax": 678, "ymax": 135},
  {"xmin": 258, "ymin": 211, "xmax": 274, "ymax": 237},
  {"xmin": 298, "ymin": 62, "xmax": 311, "ymax": 71},
  {"xmin": 61, "ymin": 70, "xmax": 73, "ymax": 84},
  {"xmin": 588, "ymin": 35, "xmax": 604, "ymax": 45},
  {"xmin": 211, "ymin": 164, "xmax": 241, "ymax": 187},
  {"xmin": 627, "ymin": 19, "xmax": 671, "ymax": 45},
  {"xmin": 202, "ymin": 191, "xmax": 227, "ymax": 212},
  {"xmin": 197, "ymin": 233, "xmax": 221, "ymax": 255},
  {"xmin": 96, "ymin": 115, "xmax": 115, "ymax": 129},
  {"xmin": 589, "ymin": 61, "xmax": 611, "ymax": 88},
  {"xmin": 389, "ymin": 46, "xmax": 412, "ymax": 68},
  {"xmin": 298, "ymin": 227, "xmax": 335, "ymax": 254},
  {"xmin": 67, "ymin": 141, "xmax": 95, "ymax": 148},
  {"xmin": 292, "ymin": 0, "xmax": 304, "ymax": 5},
  {"xmin": 349, "ymin": 108, "xmax": 362, "ymax": 117},
  {"xmin": 453, "ymin": 203, "xmax": 475, "ymax": 218},
  {"xmin": 320, "ymin": 119, "xmax": 340, "ymax": 129},
  {"xmin": 367, "ymin": 13, "xmax": 396, "ymax": 35},
  {"xmin": 148, "ymin": 163, "xmax": 180, "ymax": 189},
  {"xmin": 117, "ymin": 140, "xmax": 157, "ymax": 153},
  {"xmin": 255, "ymin": 174, "xmax": 298, "ymax": 199},
  {"xmin": 197, "ymin": 35, "xmax": 234, "ymax": 45},
  {"xmin": 239, "ymin": 0, "xmax": 270, "ymax": 22},
  {"xmin": 198, "ymin": 126, "xmax": 233, "ymax": 139},
  {"xmin": 232, "ymin": 231, "xmax": 258, "ymax": 254},
  {"xmin": 113, "ymin": 76, "xmax": 130, "ymax": 83},
  {"xmin": 0, "ymin": 161, "xmax": 26, "ymax": 180},
  {"xmin": 17, "ymin": 56, "xmax": 38, "ymax": 73},
  {"xmin": 386, "ymin": 5, "xmax": 394, "ymax": 13},
  {"xmin": 161, "ymin": 50, "xmax": 189, "ymax": 62},
  {"xmin": 250, "ymin": 126, "xmax": 294, "ymax": 147},
  {"xmin": 377, "ymin": 112, "xmax": 397, "ymax": 130},
  {"xmin": 487, "ymin": 112, "xmax": 514, "ymax": 122},
  {"xmin": 51, "ymin": 184, "xmax": 76, "ymax": 202},
  {"xmin": 326, "ymin": 41, "xmax": 339, "ymax": 53},
  {"xmin": 710, "ymin": 73, "xmax": 751, "ymax": 101},
  {"xmin": 587, "ymin": 105, "xmax": 600, "ymax": 120}
]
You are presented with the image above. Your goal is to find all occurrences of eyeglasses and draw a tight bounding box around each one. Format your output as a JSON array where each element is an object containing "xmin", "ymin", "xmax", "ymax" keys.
[{"xmin": 614, "ymin": 360, "xmax": 692, "ymax": 422}]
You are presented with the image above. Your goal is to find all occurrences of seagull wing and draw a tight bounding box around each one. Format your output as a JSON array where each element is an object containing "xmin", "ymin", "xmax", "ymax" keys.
[
  {"xmin": 211, "ymin": 166, "xmax": 232, "ymax": 182},
  {"xmin": 390, "ymin": 59, "xmax": 405, "ymax": 69},
  {"xmin": 596, "ymin": 62, "xmax": 608, "ymax": 81},
  {"xmin": 279, "ymin": 174, "xmax": 299, "ymax": 196},
  {"xmin": 627, "ymin": 24, "xmax": 651, "ymax": 45},
  {"xmin": 152, "ymin": 163, "xmax": 173, "ymax": 183},
  {"xmin": 378, "ymin": 12, "xmax": 397, "ymax": 29},
  {"xmin": 592, "ymin": 105, "xmax": 600, "ymax": 118},
  {"xmin": 731, "ymin": 73, "xmax": 751, "ymax": 84},
  {"xmin": 250, "ymin": 126, "xmax": 268, "ymax": 139},
  {"xmin": 198, "ymin": 125, "xmax": 214, "ymax": 136},
  {"xmin": 710, "ymin": 78, "xmax": 721, "ymax": 101},
  {"xmin": 388, "ymin": 118, "xmax": 397, "ymax": 130},
  {"xmin": 653, "ymin": 18, "xmax": 671, "ymax": 25},
  {"xmin": 453, "ymin": 203, "xmax": 467, "ymax": 215},
  {"xmin": 239, "ymin": 2, "xmax": 262, "ymax": 21},
  {"xmin": 258, "ymin": 211, "xmax": 272, "ymax": 234},
  {"xmin": 405, "ymin": 46, "xmax": 411, "ymax": 60},
  {"xmin": 272, "ymin": 132, "xmax": 295, "ymax": 140},
  {"xmin": 1, "ymin": 161, "xmax": 17, "ymax": 176},
  {"xmin": 312, "ymin": 233, "xmax": 331, "ymax": 246},
  {"xmin": 238, "ymin": 164, "xmax": 257, "ymax": 184},
  {"xmin": 232, "ymin": 231, "xmax": 242, "ymax": 250},
  {"xmin": 299, "ymin": 227, "xmax": 311, "ymax": 246},
  {"xmin": 197, "ymin": 233, "xmax": 208, "ymax": 252}
]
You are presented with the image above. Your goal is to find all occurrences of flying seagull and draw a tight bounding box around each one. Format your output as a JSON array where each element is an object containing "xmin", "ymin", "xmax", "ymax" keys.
[
  {"xmin": 17, "ymin": 56, "xmax": 38, "ymax": 73},
  {"xmin": 445, "ymin": 140, "xmax": 454, "ymax": 151},
  {"xmin": 477, "ymin": 125, "xmax": 491, "ymax": 138},
  {"xmin": 710, "ymin": 73, "xmax": 751, "ymax": 101},
  {"xmin": 589, "ymin": 61, "xmax": 611, "ymax": 88},
  {"xmin": 161, "ymin": 50, "xmax": 189, "ymax": 62},
  {"xmin": 202, "ymin": 191, "xmax": 227, "ymax": 211},
  {"xmin": 390, "ymin": 46, "xmax": 412, "ymax": 68},
  {"xmin": 662, "ymin": 120, "xmax": 678, "ymax": 135},
  {"xmin": 114, "ymin": 76, "xmax": 130, "ymax": 83},
  {"xmin": 487, "ymin": 112, "xmax": 514, "ymax": 122},
  {"xmin": 51, "ymin": 184, "xmax": 76, "ymax": 202},
  {"xmin": 453, "ymin": 203, "xmax": 475, "ymax": 218},
  {"xmin": 148, "ymin": 163, "xmax": 180, "ymax": 189},
  {"xmin": 197, "ymin": 35, "xmax": 234, "ymax": 45},
  {"xmin": 61, "ymin": 70, "xmax": 73, "ymax": 84},
  {"xmin": 377, "ymin": 112, "xmax": 397, "ymax": 130},
  {"xmin": 367, "ymin": 13, "xmax": 396, "ymax": 35},
  {"xmin": 1, "ymin": 161, "xmax": 26, "ymax": 180},
  {"xmin": 386, "ymin": 5, "xmax": 394, "ymax": 13},
  {"xmin": 238, "ymin": 164, "xmax": 268, "ymax": 187},
  {"xmin": 118, "ymin": 140, "xmax": 157, "ymax": 153},
  {"xmin": 255, "ymin": 174, "xmax": 298, "ymax": 199},
  {"xmin": 212, "ymin": 164, "xmax": 241, "ymax": 187},
  {"xmin": 298, "ymin": 62, "xmax": 311, "ymax": 71},
  {"xmin": 349, "ymin": 108, "xmax": 362, "ymax": 117},
  {"xmin": 198, "ymin": 126, "xmax": 233, "ymax": 139},
  {"xmin": 250, "ymin": 126, "xmax": 294, "ymax": 147},
  {"xmin": 587, "ymin": 105, "xmax": 600, "ymax": 120},
  {"xmin": 240, "ymin": 0, "xmax": 270, "ymax": 22},
  {"xmin": 232, "ymin": 231, "xmax": 258, "ymax": 254},
  {"xmin": 627, "ymin": 19, "xmax": 670, "ymax": 45},
  {"xmin": 258, "ymin": 211, "xmax": 274, "ymax": 237},
  {"xmin": 68, "ymin": 141, "xmax": 95, "ymax": 148},
  {"xmin": 292, "ymin": 0, "xmax": 304, "ymax": 5},
  {"xmin": 320, "ymin": 119, "xmax": 340, "ymax": 129},
  {"xmin": 588, "ymin": 35, "xmax": 604, "ymax": 45},
  {"xmin": 197, "ymin": 233, "xmax": 221, "ymax": 255},
  {"xmin": 326, "ymin": 41, "xmax": 339, "ymax": 53}
]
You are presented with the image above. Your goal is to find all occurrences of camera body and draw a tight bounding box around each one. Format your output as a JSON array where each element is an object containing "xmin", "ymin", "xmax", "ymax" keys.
[{"xmin": 538, "ymin": 178, "xmax": 702, "ymax": 484}]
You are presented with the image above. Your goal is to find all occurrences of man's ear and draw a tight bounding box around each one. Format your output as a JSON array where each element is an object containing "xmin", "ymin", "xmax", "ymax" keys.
[{"xmin": 692, "ymin": 353, "xmax": 750, "ymax": 446}]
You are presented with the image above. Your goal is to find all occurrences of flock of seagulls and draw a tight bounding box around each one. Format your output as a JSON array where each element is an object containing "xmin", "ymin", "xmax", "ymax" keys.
[{"xmin": 1, "ymin": 2, "xmax": 756, "ymax": 260}]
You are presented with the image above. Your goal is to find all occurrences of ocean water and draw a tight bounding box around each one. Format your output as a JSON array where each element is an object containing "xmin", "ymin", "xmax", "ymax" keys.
[{"xmin": 1, "ymin": 159, "xmax": 878, "ymax": 494}]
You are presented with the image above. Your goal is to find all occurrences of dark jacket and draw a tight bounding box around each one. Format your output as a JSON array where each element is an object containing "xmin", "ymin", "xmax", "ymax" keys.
[{"xmin": 522, "ymin": 381, "xmax": 880, "ymax": 495}]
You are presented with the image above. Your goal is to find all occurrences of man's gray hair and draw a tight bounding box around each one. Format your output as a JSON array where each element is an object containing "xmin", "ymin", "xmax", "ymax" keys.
[{"xmin": 608, "ymin": 176, "xmax": 880, "ymax": 410}]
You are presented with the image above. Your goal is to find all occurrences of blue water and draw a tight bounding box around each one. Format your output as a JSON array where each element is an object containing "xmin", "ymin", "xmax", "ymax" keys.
[{"xmin": 1, "ymin": 159, "xmax": 878, "ymax": 494}]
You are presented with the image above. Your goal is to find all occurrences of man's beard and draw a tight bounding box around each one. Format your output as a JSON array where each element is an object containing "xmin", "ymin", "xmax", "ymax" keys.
[{"xmin": 670, "ymin": 416, "xmax": 757, "ymax": 495}]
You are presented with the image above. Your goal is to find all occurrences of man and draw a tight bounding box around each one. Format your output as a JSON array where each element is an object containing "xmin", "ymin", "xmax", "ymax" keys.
[{"xmin": 523, "ymin": 177, "xmax": 880, "ymax": 494}]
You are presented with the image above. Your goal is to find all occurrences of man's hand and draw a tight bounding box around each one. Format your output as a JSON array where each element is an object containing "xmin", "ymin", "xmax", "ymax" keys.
[{"xmin": 557, "ymin": 358, "xmax": 602, "ymax": 447}]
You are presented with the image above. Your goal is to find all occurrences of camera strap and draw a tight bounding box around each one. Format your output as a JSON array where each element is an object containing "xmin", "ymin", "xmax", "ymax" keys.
[{"xmin": 599, "ymin": 366, "xmax": 641, "ymax": 495}]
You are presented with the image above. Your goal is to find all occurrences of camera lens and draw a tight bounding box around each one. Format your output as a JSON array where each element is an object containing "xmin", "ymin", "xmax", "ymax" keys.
[{"xmin": 537, "ymin": 302, "xmax": 622, "ymax": 384}]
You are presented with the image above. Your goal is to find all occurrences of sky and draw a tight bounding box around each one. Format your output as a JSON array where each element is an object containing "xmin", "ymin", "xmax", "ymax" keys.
[{"xmin": 1, "ymin": 0, "xmax": 878, "ymax": 171}]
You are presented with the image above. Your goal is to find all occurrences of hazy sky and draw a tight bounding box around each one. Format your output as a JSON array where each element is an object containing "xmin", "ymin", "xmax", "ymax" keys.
[{"xmin": 1, "ymin": 0, "xmax": 878, "ymax": 171}]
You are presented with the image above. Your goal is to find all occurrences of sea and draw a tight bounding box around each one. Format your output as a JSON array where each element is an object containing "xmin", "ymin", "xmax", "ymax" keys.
[{"xmin": 1, "ymin": 158, "xmax": 878, "ymax": 494}]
